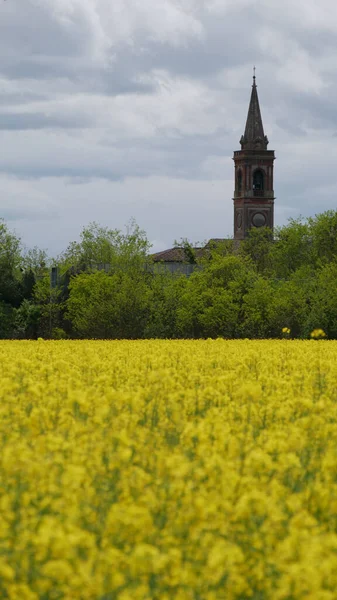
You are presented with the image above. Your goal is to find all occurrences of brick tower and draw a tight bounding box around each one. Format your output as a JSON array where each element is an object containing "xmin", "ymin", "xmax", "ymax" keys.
[{"xmin": 233, "ymin": 72, "xmax": 275, "ymax": 240}]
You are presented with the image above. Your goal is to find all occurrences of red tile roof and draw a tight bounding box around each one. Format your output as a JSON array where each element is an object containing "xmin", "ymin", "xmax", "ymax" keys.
[
  {"xmin": 151, "ymin": 239, "xmax": 229, "ymax": 263},
  {"xmin": 151, "ymin": 247, "xmax": 202, "ymax": 263}
]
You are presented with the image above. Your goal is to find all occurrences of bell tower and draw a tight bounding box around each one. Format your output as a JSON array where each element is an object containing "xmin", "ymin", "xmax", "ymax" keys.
[{"xmin": 233, "ymin": 71, "xmax": 275, "ymax": 240}]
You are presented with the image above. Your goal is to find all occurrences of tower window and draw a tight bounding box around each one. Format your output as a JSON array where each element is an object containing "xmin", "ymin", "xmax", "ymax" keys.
[
  {"xmin": 237, "ymin": 169, "xmax": 242, "ymax": 193},
  {"xmin": 253, "ymin": 169, "xmax": 264, "ymax": 191}
]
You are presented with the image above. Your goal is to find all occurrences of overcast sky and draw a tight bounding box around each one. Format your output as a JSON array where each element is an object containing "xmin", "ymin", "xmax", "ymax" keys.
[{"xmin": 1, "ymin": 0, "xmax": 337, "ymax": 256}]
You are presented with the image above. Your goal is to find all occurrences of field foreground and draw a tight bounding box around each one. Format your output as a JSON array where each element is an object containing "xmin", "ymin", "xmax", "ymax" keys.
[{"xmin": 1, "ymin": 339, "xmax": 337, "ymax": 599}]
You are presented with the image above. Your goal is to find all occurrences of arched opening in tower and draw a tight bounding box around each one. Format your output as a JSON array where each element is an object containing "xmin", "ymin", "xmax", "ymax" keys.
[{"xmin": 253, "ymin": 169, "xmax": 264, "ymax": 195}]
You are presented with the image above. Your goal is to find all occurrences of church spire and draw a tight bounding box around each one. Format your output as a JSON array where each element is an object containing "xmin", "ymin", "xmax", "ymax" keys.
[{"xmin": 240, "ymin": 69, "xmax": 269, "ymax": 150}]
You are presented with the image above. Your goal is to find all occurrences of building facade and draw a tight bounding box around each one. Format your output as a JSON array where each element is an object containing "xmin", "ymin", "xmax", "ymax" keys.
[{"xmin": 233, "ymin": 74, "xmax": 275, "ymax": 240}]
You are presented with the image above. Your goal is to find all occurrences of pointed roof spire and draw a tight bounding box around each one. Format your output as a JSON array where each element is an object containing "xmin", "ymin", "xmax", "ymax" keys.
[{"xmin": 240, "ymin": 68, "xmax": 269, "ymax": 150}]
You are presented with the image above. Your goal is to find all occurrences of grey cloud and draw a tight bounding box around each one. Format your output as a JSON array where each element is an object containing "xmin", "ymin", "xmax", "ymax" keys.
[
  {"xmin": 1, "ymin": 206, "xmax": 59, "ymax": 222},
  {"xmin": 0, "ymin": 2, "xmax": 91, "ymax": 60},
  {"xmin": 0, "ymin": 127, "xmax": 233, "ymax": 182},
  {"xmin": 0, "ymin": 92, "xmax": 48, "ymax": 107},
  {"xmin": 106, "ymin": 15, "xmax": 265, "ymax": 88},
  {"xmin": 283, "ymin": 28, "xmax": 337, "ymax": 60},
  {"xmin": 292, "ymin": 93, "xmax": 337, "ymax": 130},
  {"xmin": 0, "ymin": 165, "xmax": 124, "ymax": 181},
  {"xmin": 0, "ymin": 112, "xmax": 93, "ymax": 131},
  {"xmin": 275, "ymin": 119, "xmax": 307, "ymax": 137}
]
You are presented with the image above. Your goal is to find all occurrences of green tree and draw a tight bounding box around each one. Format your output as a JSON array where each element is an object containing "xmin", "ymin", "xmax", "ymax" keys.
[
  {"xmin": 145, "ymin": 272, "xmax": 188, "ymax": 338},
  {"xmin": 33, "ymin": 274, "xmax": 63, "ymax": 339},
  {"xmin": 0, "ymin": 219, "xmax": 23, "ymax": 307},
  {"xmin": 21, "ymin": 247, "xmax": 50, "ymax": 276},
  {"xmin": 239, "ymin": 227, "xmax": 274, "ymax": 275},
  {"xmin": 60, "ymin": 219, "xmax": 151, "ymax": 273},
  {"xmin": 53, "ymin": 219, "xmax": 153, "ymax": 339},
  {"xmin": 0, "ymin": 301, "xmax": 15, "ymax": 339},
  {"xmin": 176, "ymin": 254, "xmax": 257, "ymax": 338},
  {"xmin": 66, "ymin": 270, "xmax": 150, "ymax": 339},
  {"xmin": 14, "ymin": 299, "xmax": 41, "ymax": 339},
  {"xmin": 240, "ymin": 276, "xmax": 276, "ymax": 338},
  {"xmin": 304, "ymin": 260, "xmax": 337, "ymax": 338},
  {"xmin": 267, "ymin": 266, "xmax": 316, "ymax": 338},
  {"xmin": 308, "ymin": 210, "xmax": 337, "ymax": 265},
  {"xmin": 21, "ymin": 269, "xmax": 36, "ymax": 301},
  {"xmin": 270, "ymin": 218, "xmax": 313, "ymax": 278}
]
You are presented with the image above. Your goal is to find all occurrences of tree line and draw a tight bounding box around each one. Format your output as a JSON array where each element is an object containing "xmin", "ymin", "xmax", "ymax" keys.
[{"xmin": 2, "ymin": 210, "xmax": 337, "ymax": 339}]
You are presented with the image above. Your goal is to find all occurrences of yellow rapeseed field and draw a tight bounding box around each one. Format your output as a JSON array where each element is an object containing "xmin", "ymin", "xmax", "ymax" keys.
[{"xmin": 1, "ymin": 339, "xmax": 337, "ymax": 599}]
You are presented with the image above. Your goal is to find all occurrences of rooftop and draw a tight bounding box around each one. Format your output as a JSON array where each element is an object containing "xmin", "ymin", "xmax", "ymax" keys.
[{"xmin": 151, "ymin": 239, "xmax": 229, "ymax": 263}]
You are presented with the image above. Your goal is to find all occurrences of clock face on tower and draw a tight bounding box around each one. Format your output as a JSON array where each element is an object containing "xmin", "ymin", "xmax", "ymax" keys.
[{"xmin": 252, "ymin": 212, "xmax": 266, "ymax": 228}]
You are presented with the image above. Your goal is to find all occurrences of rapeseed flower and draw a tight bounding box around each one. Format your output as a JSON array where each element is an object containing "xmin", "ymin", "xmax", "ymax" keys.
[
  {"xmin": 0, "ymin": 339, "xmax": 336, "ymax": 597},
  {"xmin": 311, "ymin": 328, "xmax": 326, "ymax": 338}
]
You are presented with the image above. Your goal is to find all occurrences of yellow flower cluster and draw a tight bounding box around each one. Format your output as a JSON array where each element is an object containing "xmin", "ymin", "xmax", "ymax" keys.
[
  {"xmin": 310, "ymin": 328, "xmax": 327, "ymax": 339},
  {"xmin": 0, "ymin": 339, "xmax": 337, "ymax": 599}
]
